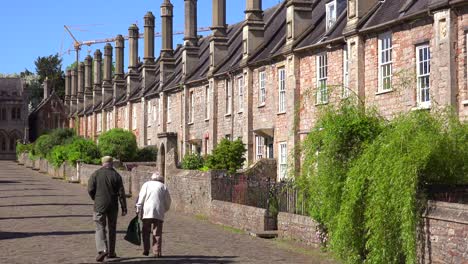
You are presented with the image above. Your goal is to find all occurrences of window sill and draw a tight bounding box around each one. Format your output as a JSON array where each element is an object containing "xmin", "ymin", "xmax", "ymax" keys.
[
  {"xmin": 462, "ymin": 100, "xmax": 468, "ymax": 106},
  {"xmin": 205, "ymin": 118, "xmax": 210, "ymax": 122},
  {"xmin": 375, "ymin": 89, "xmax": 393, "ymax": 95},
  {"xmin": 258, "ymin": 103, "xmax": 266, "ymax": 108},
  {"xmin": 315, "ymin": 101, "xmax": 329, "ymax": 106},
  {"xmin": 167, "ymin": 121, "xmax": 172, "ymax": 124},
  {"xmin": 188, "ymin": 122, "xmax": 194, "ymax": 125},
  {"xmin": 411, "ymin": 104, "xmax": 431, "ymax": 111},
  {"xmin": 277, "ymin": 111, "xmax": 286, "ymax": 116},
  {"xmin": 238, "ymin": 111, "xmax": 244, "ymax": 114},
  {"xmin": 225, "ymin": 113, "xmax": 232, "ymax": 117}
]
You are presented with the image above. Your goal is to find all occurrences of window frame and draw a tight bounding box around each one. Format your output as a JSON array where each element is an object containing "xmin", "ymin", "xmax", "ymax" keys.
[
  {"xmin": 278, "ymin": 67, "xmax": 286, "ymax": 113},
  {"xmin": 343, "ymin": 45, "xmax": 350, "ymax": 98},
  {"xmin": 225, "ymin": 80, "xmax": 232, "ymax": 115},
  {"xmin": 167, "ymin": 95, "xmax": 172, "ymax": 124},
  {"xmin": 205, "ymin": 85, "xmax": 211, "ymax": 120},
  {"xmin": 325, "ymin": 0, "xmax": 337, "ymax": 31},
  {"xmin": 378, "ymin": 32, "xmax": 393, "ymax": 92},
  {"xmin": 416, "ymin": 44, "xmax": 431, "ymax": 108},
  {"xmin": 259, "ymin": 71, "xmax": 266, "ymax": 106},
  {"xmin": 255, "ymin": 135, "xmax": 265, "ymax": 161},
  {"xmin": 316, "ymin": 53, "xmax": 328, "ymax": 104},
  {"xmin": 131, "ymin": 106, "xmax": 137, "ymax": 131},
  {"xmin": 189, "ymin": 91, "xmax": 194, "ymax": 124},
  {"xmin": 278, "ymin": 142, "xmax": 288, "ymax": 180},
  {"xmin": 238, "ymin": 75, "xmax": 244, "ymax": 112},
  {"xmin": 147, "ymin": 100, "xmax": 152, "ymax": 127}
]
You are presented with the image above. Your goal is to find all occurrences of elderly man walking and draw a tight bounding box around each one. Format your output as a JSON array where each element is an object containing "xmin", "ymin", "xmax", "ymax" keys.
[
  {"xmin": 136, "ymin": 172, "xmax": 171, "ymax": 257},
  {"xmin": 88, "ymin": 156, "xmax": 128, "ymax": 262}
]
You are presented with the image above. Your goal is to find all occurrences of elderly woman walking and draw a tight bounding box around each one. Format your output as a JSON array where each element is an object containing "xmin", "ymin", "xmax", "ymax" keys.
[{"xmin": 135, "ymin": 172, "xmax": 171, "ymax": 257}]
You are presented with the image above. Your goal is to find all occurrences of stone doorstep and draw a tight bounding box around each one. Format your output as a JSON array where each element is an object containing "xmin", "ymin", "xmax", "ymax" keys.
[{"xmin": 249, "ymin": 230, "xmax": 279, "ymax": 239}]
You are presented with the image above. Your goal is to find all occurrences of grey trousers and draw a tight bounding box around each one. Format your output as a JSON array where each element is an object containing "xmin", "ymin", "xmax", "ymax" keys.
[{"xmin": 93, "ymin": 209, "xmax": 118, "ymax": 254}]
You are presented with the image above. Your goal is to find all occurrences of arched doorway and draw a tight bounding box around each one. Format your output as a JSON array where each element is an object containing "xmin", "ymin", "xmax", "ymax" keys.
[{"xmin": 159, "ymin": 143, "xmax": 166, "ymax": 180}]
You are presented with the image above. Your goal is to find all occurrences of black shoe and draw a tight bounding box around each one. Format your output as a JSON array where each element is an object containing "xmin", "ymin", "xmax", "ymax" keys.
[
  {"xmin": 107, "ymin": 253, "xmax": 118, "ymax": 259},
  {"xmin": 96, "ymin": 251, "xmax": 108, "ymax": 262},
  {"xmin": 142, "ymin": 251, "xmax": 149, "ymax": 256}
]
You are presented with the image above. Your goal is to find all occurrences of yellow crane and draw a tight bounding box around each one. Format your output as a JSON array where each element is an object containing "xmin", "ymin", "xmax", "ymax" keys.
[{"xmin": 61, "ymin": 25, "xmax": 211, "ymax": 67}]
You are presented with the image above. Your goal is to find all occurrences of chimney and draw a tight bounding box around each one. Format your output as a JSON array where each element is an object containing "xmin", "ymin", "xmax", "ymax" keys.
[
  {"xmin": 71, "ymin": 68, "xmax": 77, "ymax": 113},
  {"xmin": 182, "ymin": 0, "xmax": 200, "ymax": 78},
  {"xmin": 345, "ymin": 0, "xmax": 377, "ymax": 33},
  {"xmin": 241, "ymin": 0, "xmax": 264, "ymax": 65},
  {"xmin": 43, "ymin": 77, "xmax": 51, "ymax": 99},
  {"xmin": 77, "ymin": 62, "xmax": 85, "ymax": 112},
  {"xmin": 128, "ymin": 24, "xmax": 139, "ymax": 72},
  {"xmin": 93, "ymin": 49, "xmax": 103, "ymax": 107},
  {"xmin": 65, "ymin": 70, "xmax": 71, "ymax": 109},
  {"xmin": 209, "ymin": 0, "xmax": 228, "ymax": 74},
  {"xmin": 160, "ymin": 0, "xmax": 176, "ymax": 86},
  {"xmin": 114, "ymin": 35, "xmax": 125, "ymax": 79},
  {"xmin": 285, "ymin": 0, "xmax": 313, "ymax": 46},
  {"xmin": 142, "ymin": 12, "xmax": 157, "ymax": 92},
  {"xmin": 144, "ymin": 12, "xmax": 155, "ymax": 64},
  {"xmin": 127, "ymin": 24, "xmax": 140, "ymax": 98},
  {"xmin": 84, "ymin": 55, "xmax": 93, "ymax": 111},
  {"xmin": 101, "ymin": 45, "xmax": 113, "ymax": 104}
]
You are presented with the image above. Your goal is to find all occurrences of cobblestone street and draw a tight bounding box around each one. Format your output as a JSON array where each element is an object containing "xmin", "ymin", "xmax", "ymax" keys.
[{"xmin": 0, "ymin": 161, "xmax": 336, "ymax": 264}]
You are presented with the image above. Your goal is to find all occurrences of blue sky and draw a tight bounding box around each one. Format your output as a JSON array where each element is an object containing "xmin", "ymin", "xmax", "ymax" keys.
[{"xmin": 0, "ymin": 0, "xmax": 282, "ymax": 74}]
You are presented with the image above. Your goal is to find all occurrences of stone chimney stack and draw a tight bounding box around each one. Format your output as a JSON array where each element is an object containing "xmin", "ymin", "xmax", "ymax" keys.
[
  {"xmin": 84, "ymin": 55, "xmax": 93, "ymax": 111},
  {"xmin": 285, "ymin": 0, "xmax": 313, "ymax": 47},
  {"xmin": 182, "ymin": 0, "xmax": 199, "ymax": 78},
  {"xmin": 209, "ymin": 0, "xmax": 228, "ymax": 74},
  {"xmin": 100, "ymin": 45, "xmax": 113, "ymax": 104},
  {"xmin": 114, "ymin": 35, "xmax": 126, "ymax": 101},
  {"xmin": 241, "ymin": 0, "xmax": 264, "ymax": 65},
  {"xmin": 160, "ymin": 0, "xmax": 176, "ymax": 86},
  {"xmin": 71, "ymin": 68, "xmax": 77, "ymax": 113},
  {"xmin": 77, "ymin": 62, "xmax": 85, "ymax": 112},
  {"xmin": 127, "ymin": 25, "xmax": 140, "ymax": 98},
  {"xmin": 142, "ymin": 12, "xmax": 157, "ymax": 92},
  {"xmin": 115, "ymin": 35, "xmax": 125, "ymax": 80},
  {"xmin": 43, "ymin": 77, "xmax": 51, "ymax": 99},
  {"xmin": 144, "ymin": 12, "xmax": 155, "ymax": 64},
  {"xmin": 128, "ymin": 24, "xmax": 139, "ymax": 72},
  {"xmin": 65, "ymin": 70, "xmax": 71, "ymax": 109},
  {"xmin": 93, "ymin": 49, "xmax": 103, "ymax": 107}
]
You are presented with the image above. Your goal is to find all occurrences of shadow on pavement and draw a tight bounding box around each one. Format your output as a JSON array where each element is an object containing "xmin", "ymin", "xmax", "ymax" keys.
[
  {"xmin": 0, "ymin": 194, "xmax": 79, "ymax": 198},
  {"xmin": 92, "ymin": 255, "xmax": 238, "ymax": 264},
  {"xmin": 0, "ymin": 188, "xmax": 57, "ymax": 192},
  {"xmin": 0, "ymin": 230, "xmax": 126, "ymax": 240},
  {"xmin": 0, "ymin": 214, "xmax": 92, "ymax": 220},
  {"xmin": 0, "ymin": 180, "xmax": 21, "ymax": 184},
  {"xmin": 0, "ymin": 203, "xmax": 93, "ymax": 207}
]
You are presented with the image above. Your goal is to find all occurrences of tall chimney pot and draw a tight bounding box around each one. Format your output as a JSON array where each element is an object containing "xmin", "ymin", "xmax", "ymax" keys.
[
  {"xmin": 144, "ymin": 12, "xmax": 155, "ymax": 64},
  {"xmin": 128, "ymin": 24, "xmax": 139, "ymax": 71},
  {"xmin": 115, "ymin": 35, "xmax": 125, "ymax": 79}
]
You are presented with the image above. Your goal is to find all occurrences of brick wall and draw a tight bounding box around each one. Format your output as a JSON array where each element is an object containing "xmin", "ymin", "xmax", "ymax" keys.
[
  {"xmin": 187, "ymin": 83, "xmax": 211, "ymax": 155},
  {"xmin": 456, "ymin": 7, "xmax": 468, "ymax": 120},
  {"xmin": 210, "ymin": 200, "xmax": 268, "ymax": 232},
  {"xmin": 277, "ymin": 212, "xmax": 320, "ymax": 247},
  {"xmin": 420, "ymin": 201, "xmax": 468, "ymax": 263}
]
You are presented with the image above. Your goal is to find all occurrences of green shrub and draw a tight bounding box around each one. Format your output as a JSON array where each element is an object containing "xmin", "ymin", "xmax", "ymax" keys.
[
  {"xmin": 33, "ymin": 128, "xmax": 76, "ymax": 158},
  {"xmin": 48, "ymin": 137, "xmax": 100, "ymax": 167},
  {"xmin": 16, "ymin": 142, "xmax": 34, "ymax": 157},
  {"xmin": 206, "ymin": 139, "xmax": 246, "ymax": 173},
  {"xmin": 135, "ymin": 146, "xmax": 158, "ymax": 162},
  {"xmin": 49, "ymin": 145, "xmax": 69, "ymax": 168},
  {"xmin": 65, "ymin": 138, "xmax": 101, "ymax": 165},
  {"xmin": 332, "ymin": 110, "xmax": 467, "ymax": 264},
  {"xmin": 97, "ymin": 128, "xmax": 137, "ymax": 162},
  {"xmin": 181, "ymin": 153, "xmax": 205, "ymax": 170},
  {"xmin": 298, "ymin": 102, "xmax": 383, "ymax": 232}
]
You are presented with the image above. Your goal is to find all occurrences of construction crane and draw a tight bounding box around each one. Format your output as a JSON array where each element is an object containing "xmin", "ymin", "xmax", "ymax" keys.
[{"xmin": 62, "ymin": 26, "xmax": 211, "ymax": 66}]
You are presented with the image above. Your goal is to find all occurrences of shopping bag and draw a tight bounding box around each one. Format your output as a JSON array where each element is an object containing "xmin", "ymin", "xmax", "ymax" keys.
[{"xmin": 124, "ymin": 216, "xmax": 141, "ymax": 245}]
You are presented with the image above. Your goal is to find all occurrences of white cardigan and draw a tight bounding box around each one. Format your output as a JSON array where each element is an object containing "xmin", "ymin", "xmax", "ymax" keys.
[{"xmin": 136, "ymin": 181, "xmax": 171, "ymax": 220}]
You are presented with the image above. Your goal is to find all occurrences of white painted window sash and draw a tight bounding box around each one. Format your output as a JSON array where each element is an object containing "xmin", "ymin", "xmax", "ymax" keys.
[
  {"xmin": 278, "ymin": 68, "xmax": 286, "ymax": 113},
  {"xmin": 259, "ymin": 71, "xmax": 266, "ymax": 105},
  {"xmin": 378, "ymin": 32, "xmax": 393, "ymax": 92},
  {"xmin": 238, "ymin": 76, "xmax": 244, "ymax": 112},
  {"xmin": 416, "ymin": 44, "xmax": 431, "ymax": 108},
  {"xmin": 316, "ymin": 53, "xmax": 328, "ymax": 104},
  {"xmin": 343, "ymin": 46, "xmax": 350, "ymax": 98}
]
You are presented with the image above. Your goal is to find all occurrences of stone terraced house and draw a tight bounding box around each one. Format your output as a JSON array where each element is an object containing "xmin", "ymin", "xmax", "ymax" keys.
[{"xmin": 66, "ymin": 0, "xmax": 468, "ymax": 180}]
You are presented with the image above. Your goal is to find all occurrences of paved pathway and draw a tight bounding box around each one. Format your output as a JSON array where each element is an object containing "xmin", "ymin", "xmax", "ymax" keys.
[{"xmin": 0, "ymin": 161, "xmax": 336, "ymax": 264}]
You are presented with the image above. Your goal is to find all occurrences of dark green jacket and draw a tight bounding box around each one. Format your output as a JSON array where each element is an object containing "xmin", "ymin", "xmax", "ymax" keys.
[{"xmin": 88, "ymin": 167, "xmax": 127, "ymax": 213}]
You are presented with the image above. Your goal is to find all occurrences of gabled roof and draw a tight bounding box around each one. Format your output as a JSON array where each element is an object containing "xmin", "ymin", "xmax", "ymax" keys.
[
  {"xmin": 186, "ymin": 37, "xmax": 210, "ymax": 83},
  {"xmin": 29, "ymin": 91, "xmax": 63, "ymax": 115}
]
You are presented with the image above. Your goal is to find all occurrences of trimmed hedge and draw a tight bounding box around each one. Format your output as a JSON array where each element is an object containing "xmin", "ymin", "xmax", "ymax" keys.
[{"xmin": 97, "ymin": 128, "xmax": 137, "ymax": 162}]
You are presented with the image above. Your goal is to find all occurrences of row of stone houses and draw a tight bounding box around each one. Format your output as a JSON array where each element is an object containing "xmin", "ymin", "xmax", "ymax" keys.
[{"xmin": 65, "ymin": 0, "xmax": 468, "ymax": 180}]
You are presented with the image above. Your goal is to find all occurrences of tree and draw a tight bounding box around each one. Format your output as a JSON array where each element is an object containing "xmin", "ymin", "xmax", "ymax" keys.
[
  {"xmin": 97, "ymin": 129, "xmax": 138, "ymax": 162},
  {"xmin": 34, "ymin": 54, "xmax": 65, "ymax": 99},
  {"xmin": 205, "ymin": 139, "xmax": 246, "ymax": 173}
]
